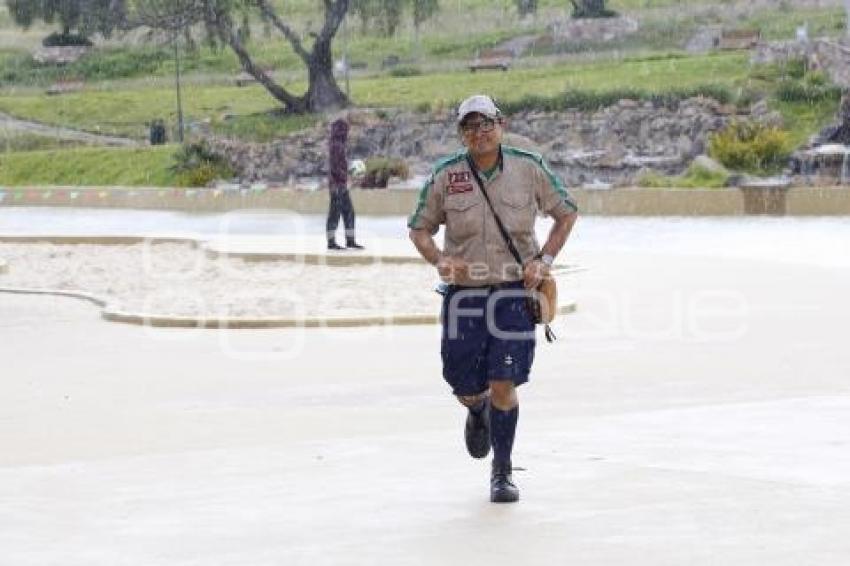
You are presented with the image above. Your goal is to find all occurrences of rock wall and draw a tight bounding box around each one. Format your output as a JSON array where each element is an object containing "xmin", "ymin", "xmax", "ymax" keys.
[
  {"xmin": 753, "ymin": 38, "xmax": 850, "ymax": 88},
  {"xmin": 207, "ymin": 97, "xmax": 744, "ymax": 187},
  {"xmin": 548, "ymin": 16, "xmax": 639, "ymax": 43},
  {"xmin": 32, "ymin": 46, "xmax": 90, "ymax": 65}
]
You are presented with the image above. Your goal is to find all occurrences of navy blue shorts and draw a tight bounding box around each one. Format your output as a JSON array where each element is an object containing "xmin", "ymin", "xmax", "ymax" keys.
[{"xmin": 440, "ymin": 281, "xmax": 536, "ymax": 396}]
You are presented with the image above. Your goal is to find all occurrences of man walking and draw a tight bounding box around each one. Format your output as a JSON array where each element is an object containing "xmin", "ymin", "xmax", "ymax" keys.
[
  {"xmin": 408, "ymin": 95, "xmax": 578, "ymax": 502},
  {"xmin": 327, "ymin": 117, "xmax": 364, "ymax": 250}
]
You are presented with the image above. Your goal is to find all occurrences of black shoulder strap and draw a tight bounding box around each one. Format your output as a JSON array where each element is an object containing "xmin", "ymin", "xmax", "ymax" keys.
[
  {"xmin": 465, "ymin": 154, "xmax": 524, "ymax": 268},
  {"xmin": 467, "ymin": 153, "xmax": 558, "ymax": 342}
]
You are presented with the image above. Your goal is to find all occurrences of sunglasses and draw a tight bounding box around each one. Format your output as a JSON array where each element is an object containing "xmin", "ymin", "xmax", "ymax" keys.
[{"xmin": 460, "ymin": 117, "xmax": 497, "ymax": 134}]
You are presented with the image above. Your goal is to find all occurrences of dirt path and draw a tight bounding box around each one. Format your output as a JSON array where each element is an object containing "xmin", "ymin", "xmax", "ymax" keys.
[{"xmin": 0, "ymin": 111, "xmax": 140, "ymax": 147}]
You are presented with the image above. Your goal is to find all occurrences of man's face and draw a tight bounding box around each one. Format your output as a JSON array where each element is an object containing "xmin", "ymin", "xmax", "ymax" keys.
[{"xmin": 460, "ymin": 112, "xmax": 503, "ymax": 157}]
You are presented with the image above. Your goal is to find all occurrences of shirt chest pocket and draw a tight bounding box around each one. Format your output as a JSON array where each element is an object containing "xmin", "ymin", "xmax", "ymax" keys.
[
  {"xmin": 444, "ymin": 194, "xmax": 483, "ymax": 240},
  {"xmin": 499, "ymin": 190, "xmax": 535, "ymax": 234}
]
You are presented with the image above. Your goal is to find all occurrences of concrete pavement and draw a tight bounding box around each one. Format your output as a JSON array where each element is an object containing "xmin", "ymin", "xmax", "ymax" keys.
[{"xmin": 1, "ymin": 248, "xmax": 849, "ymax": 565}]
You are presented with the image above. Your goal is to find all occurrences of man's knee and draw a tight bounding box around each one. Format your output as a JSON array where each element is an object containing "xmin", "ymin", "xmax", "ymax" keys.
[
  {"xmin": 488, "ymin": 380, "xmax": 517, "ymax": 410},
  {"xmin": 457, "ymin": 393, "xmax": 488, "ymax": 407}
]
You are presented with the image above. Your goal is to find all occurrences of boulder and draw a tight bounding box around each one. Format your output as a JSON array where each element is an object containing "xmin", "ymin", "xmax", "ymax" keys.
[
  {"xmin": 691, "ymin": 155, "xmax": 730, "ymax": 175},
  {"xmin": 502, "ymin": 132, "xmax": 543, "ymax": 154}
]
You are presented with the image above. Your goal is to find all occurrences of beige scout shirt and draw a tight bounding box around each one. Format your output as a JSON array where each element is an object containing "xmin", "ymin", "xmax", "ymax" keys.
[{"xmin": 408, "ymin": 145, "xmax": 578, "ymax": 287}]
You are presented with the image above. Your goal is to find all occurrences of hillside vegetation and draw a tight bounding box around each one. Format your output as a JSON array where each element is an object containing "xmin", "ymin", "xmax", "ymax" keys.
[{"xmin": 0, "ymin": 0, "xmax": 845, "ymax": 186}]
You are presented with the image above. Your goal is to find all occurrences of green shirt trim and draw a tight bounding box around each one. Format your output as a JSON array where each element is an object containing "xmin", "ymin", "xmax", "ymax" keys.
[
  {"xmin": 502, "ymin": 145, "xmax": 578, "ymax": 212},
  {"xmin": 407, "ymin": 150, "xmax": 467, "ymax": 229},
  {"xmin": 480, "ymin": 163, "xmax": 499, "ymax": 181}
]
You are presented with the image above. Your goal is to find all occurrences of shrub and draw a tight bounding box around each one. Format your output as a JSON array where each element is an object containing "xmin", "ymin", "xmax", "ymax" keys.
[
  {"xmin": 570, "ymin": 1, "xmax": 618, "ymax": 19},
  {"xmin": 42, "ymin": 33, "xmax": 92, "ymax": 47},
  {"xmin": 623, "ymin": 52, "xmax": 689, "ymax": 64},
  {"xmin": 361, "ymin": 157, "xmax": 409, "ymax": 188},
  {"xmin": 736, "ymin": 87, "xmax": 763, "ymax": 112},
  {"xmin": 171, "ymin": 141, "xmax": 233, "ymax": 187},
  {"xmin": 388, "ymin": 65, "xmax": 422, "ymax": 77},
  {"xmin": 708, "ymin": 120, "xmax": 792, "ymax": 173},
  {"xmin": 1, "ymin": 46, "xmax": 175, "ymax": 84},
  {"xmin": 750, "ymin": 58, "xmax": 807, "ymax": 83},
  {"xmin": 683, "ymin": 162, "xmax": 731, "ymax": 187},
  {"xmin": 637, "ymin": 163, "xmax": 729, "ymax": 189},
  {"xmin": 70, "ymin": 48, "xmax": 171, "ymax": 81},
  {"xmin": 784, "ymin": 58, "xmax": 808, "ymax": 80},
  {"xmin": 776, "ymin": 71, "xmax": 842, "ymax": 104},
  {"xmin": 174, "ymin": 163, "xmax": 223, "ymax": 188},
  {"xmin": 499, "ymin": 84, "xmax": 733, "ymax": 114},
  {"xmin": 650, "ymin": 84, "xmax": 733, "ymax": 107}
]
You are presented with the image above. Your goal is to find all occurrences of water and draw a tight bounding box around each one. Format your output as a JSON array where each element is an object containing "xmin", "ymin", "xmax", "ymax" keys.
[
  {"xmin": 569, "ymin": 216, "xmax": 850, "ymax": 269},
  {"xmin": 0, "ymin": 207, "xmax": 848, "ymax": 269}
]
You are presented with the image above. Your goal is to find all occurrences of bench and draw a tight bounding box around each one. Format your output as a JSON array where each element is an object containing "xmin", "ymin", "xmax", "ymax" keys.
[
  {"xmin": 469, "ymin": 49, "xmax": 513, "ymax": 72},
  {"xmin": 717, "ymin": 29, "xmax": 761, "ymax": 50},
  {"xmin": 381, "ymin": 55, "xmax": 401, "ymax": 69}
]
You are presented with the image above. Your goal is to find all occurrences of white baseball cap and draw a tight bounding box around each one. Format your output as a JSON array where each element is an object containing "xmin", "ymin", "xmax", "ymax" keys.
[{"xmin": 457, "ymin": 94, "xmax": 501, "ymax": 123}]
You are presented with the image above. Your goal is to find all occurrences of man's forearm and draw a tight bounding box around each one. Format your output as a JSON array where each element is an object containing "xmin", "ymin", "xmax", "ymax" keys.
[
  {"xmin": 540, "ymin": 211, "xmax": 578, "ymax": 259},
  {"xmin": 409, "ymin": 228, "xmax": 442, "ymax": 266}
]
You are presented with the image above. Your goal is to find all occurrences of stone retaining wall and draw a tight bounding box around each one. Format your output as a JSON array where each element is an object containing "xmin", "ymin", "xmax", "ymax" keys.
[
  {"xmin": 206, "ymin": 98, "xmax": 743, "ymax": 188},
  {"xmin": 548, "ymin": 16, "xmax": 639, "ymax": 44},
  {"xmin": 753, "ymin": 38, "xmax": 850, "ymax": 88}
]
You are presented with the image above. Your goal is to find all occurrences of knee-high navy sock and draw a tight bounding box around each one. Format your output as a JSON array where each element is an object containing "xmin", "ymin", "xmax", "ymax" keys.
[
  {"xmin": 468, "ymin": 396, "xmax": 487, "ymax": 416},
  {"xmin": 490, "ymin": 405, "xmax": 518, "ymax": 468}
]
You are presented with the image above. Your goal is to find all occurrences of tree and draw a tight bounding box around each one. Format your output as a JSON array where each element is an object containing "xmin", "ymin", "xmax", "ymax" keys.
[
  {"xmin": 129, "ymin": 0, "xmax": 349, "ymax": 113},
  {"xmin": 351, "ymin": 0, "xmax": 438, "ymax": 38},
  {"xmin": 128, "ymin": 0, "xmax": 203, "ymax": 37},
  {"xmin": 514, "ymin": 0, "xmax": 537, "ymax": 17},
  {"xmin": 202, "ymin": 0, "xmax": 350, "ymax": 113},
  {"xmin": 412, "ymin": 0, "xmax": 439, "ymax": 31},
  {"xmin": 350, "ymin": 0, "xmax": 403, "ymax": 37},
  {"xmin": 569, "ymin": 0, "xmax": 617, "ymax": 19},
  {"xmin": 5, "ymin": 0, "xmax": 125, "ymax": 38},
  {"xmin": 845, "ymin": 0, "xmax": 850, "ymax": 37},
  {"xmin": 127, "ymin": 0, "xmax": 205, "ymax": 142},
  {"xmin": 412, "ymin": 0, "xmax": 439, "ymax": 60}
]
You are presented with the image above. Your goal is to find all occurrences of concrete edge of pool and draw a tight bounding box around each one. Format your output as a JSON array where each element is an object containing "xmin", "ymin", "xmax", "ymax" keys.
[
  {"xmin": 3, "ymin": 185, "xmax": 850, "ymax": 215},
  {"xmin": 0, "ymin": 234, "xmax": 579, "ymax": 327},
  {"xmin": 0, "ymin": 283, "xmax": 578, "ymax": 329}
]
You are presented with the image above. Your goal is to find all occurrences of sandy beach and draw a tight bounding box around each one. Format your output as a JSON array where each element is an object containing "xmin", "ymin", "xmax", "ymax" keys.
[{"xmin": 0, "ymin": 241, "xmax": 441, "ymax": 318}]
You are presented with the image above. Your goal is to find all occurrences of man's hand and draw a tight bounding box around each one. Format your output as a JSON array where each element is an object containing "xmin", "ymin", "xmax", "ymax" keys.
[
  {"xmin": 523, "ymin": 259, "xmax": 550, "ymax": 290},
  {"xmin": 437, "ymin": 255, "xmax": 469, "ymax": 283}
]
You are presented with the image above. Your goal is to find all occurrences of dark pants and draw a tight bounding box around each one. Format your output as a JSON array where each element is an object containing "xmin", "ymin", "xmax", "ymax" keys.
[{"xmin": 326, "ymin": 189, "xmax": 356, "ymax": 240}]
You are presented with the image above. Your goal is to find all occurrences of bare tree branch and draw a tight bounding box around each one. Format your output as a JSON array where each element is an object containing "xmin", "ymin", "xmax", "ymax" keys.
[
  {"xmin": 126, "ymin": 0, "xmax": 201, "ymax": 32},
  {"xmin": 206, "ymin": 4, "xmax": 305, "ymax": 111},
  {"xmin": 255, "ymin": 0, "xmax": 311, "ymax": 64},
  {"xmin": 317, "ymin": 0, "xmax": 349, "ymax": 44}
]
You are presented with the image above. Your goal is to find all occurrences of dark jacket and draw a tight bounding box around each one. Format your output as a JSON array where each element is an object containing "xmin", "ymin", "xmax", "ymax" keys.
[{"xmin": 328, "ymin": 119, "xmax": 349, "ymax": 192}]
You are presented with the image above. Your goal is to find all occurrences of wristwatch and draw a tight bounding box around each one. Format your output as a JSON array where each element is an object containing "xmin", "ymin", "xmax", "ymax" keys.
[{"xmin": 535, "ymin": 252, "xmax": 555, "ymax": 266}]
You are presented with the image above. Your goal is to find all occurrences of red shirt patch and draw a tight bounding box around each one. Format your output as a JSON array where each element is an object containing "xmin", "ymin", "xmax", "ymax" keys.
[
  {"xmin": 447, "ymin": 171, "xmax": 473, "ymax": 195},
  {"xmin": 448, "ymin": 183, "xmax": 473, "ymax": 195},
  {"xmin": 449, "ymin": 172, "xmax": 471, "ymax": 184}
]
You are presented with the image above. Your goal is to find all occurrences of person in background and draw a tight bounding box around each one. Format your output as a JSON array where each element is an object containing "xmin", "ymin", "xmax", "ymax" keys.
[{"xmin": 326, "ymin": 118, "xmax": 364, "ymax": 250}]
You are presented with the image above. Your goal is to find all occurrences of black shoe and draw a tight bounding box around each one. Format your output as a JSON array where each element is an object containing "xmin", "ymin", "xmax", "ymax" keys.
[
  {"xmin": 346, "ymin": 238, "xmax": 365, "ymax": 250},
  {"xmin": 490, "ymin": 460, "xmax": 520, "ymax": 503},
  {"xmin": 464, "ymin": 398, "xmax": 490, "ymax": 459},
  {"xmin": 328, "ymin": 240, "xmax": 344, "ymax": 250}
]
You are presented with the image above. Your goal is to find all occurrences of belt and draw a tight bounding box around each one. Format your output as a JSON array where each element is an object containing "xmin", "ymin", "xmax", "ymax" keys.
[{"xmin": 448, "ymin": 280, "xmax": 524, "ymax": 292}]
